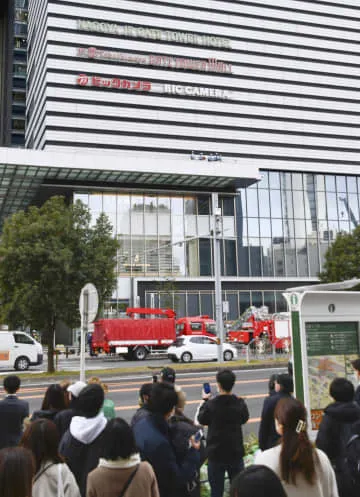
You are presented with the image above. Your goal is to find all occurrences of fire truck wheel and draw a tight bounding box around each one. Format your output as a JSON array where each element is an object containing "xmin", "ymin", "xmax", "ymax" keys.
[
  {"xmin": 133, "ymin": 346, "xmax": 148, "ymax": 361},
  {"xmin": 181, "ymin": 352, "xmax": 192, "ymax": 363},
  {"xmin": 223, "ymin": 350, "xmax": 234, "ymax": 361}
]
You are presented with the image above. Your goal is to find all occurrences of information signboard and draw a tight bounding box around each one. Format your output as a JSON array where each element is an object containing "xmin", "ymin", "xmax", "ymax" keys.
[
  {"xmin": 306, "ymin": 321, "xmax": 359, "ymax": 430},
  {"xmin": 306, "ymin": 322, "xmax": 359, "ymax": 356}
]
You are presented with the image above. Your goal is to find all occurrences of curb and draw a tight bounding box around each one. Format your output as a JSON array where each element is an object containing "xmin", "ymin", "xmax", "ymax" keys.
[{"xmin": 18, "ymin": 360, "xmax": 288, "ymax": 385}]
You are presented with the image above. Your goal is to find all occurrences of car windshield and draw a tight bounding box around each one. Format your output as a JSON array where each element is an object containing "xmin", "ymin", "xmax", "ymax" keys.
[
  {"xmin": 205, "ymin": 323, "xmax": 216, "ymax": 334},
  {"xmin": 173, "ymin": 338, "xmax": 184, "ymax": 347}
]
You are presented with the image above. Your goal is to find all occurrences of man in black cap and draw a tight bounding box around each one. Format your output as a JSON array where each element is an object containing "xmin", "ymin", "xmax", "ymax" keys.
[
  {"xmin": 59, "ymin": 383, "xmax": 109, "ymax": 497},
  {"xmin": 160, "ymin": 367, "xmax": 186, "ymax": 411}
]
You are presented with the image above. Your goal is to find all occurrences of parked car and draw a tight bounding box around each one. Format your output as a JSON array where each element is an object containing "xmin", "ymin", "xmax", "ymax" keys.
[
  {"xmin": 0, "ymin": 331, "xmax": 43, "ymax": 371},
  {"xmin": 167, "ymin": 335, "xmax": 237, "ymax": 363}
]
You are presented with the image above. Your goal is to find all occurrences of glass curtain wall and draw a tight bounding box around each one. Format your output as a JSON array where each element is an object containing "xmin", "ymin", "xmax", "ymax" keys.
[
  {"xmin": 75, "ymin": 171, "xmax": 360, "ymax": 279},
  {"xmin": 237, "ymin": 171, "xmax": 360, "ymax": 278},
  {"xmin": 75, "ymin": 191, "xmax": 235, "ymax": 278}
]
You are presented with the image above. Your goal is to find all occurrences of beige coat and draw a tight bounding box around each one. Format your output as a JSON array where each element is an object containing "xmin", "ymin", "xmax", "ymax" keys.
[{"xmin": 86, "ymin": 454, "xmax": 159, "ymax": 497}]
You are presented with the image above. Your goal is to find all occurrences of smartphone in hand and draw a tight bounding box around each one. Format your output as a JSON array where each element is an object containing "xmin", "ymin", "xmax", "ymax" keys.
[
  {"xmin": 203, "ymin": 382, "xmax": 211, "ymax": 394},
  {"xmin": 194, "ymin": 430, "xmax": 203, "ymax": 443}
]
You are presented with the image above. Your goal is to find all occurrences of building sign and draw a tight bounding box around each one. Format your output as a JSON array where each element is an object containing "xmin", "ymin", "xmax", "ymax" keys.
[
  {"xmin": 77, "ymin": 20, "xmax": 231, "ymax": 48},
  {"xmin": 164, "ymin": 84, "xmax": 231, "ymax": 99},
  {"xmin": 77, "ymin": 47, "xmax": 232, "ymax": 74},
  {"xmin": 77, "ymin": 74, "xmax": 151, "ymax": 91}
]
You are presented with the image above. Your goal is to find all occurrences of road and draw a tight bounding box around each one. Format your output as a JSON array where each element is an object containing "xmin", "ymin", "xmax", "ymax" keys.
[{"xmin": 14, "ymin": 366, "xmax": 286, "ymax": 438}]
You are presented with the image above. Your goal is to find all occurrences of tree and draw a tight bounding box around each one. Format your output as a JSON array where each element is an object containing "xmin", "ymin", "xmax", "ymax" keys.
[
  {"xmin": 0, "ymin": 196, "xmax": 119, "ymax": 372},
  {"xmin": 319, "ymin": 226, "xmax": 360, "ymax": 284}
]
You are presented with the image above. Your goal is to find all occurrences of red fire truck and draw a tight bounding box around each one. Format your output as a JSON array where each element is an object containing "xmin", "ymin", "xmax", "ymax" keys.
[
  {"xmin": 91, "ymin": 308, "xmax": 216, "ymax": 360},
  {"xmin": 226, "ymin": 306, "xmax": 291, "ymax": 352}
]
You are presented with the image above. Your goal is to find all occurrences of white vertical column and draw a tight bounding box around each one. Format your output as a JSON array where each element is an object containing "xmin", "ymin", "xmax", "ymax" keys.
[{"xmin": 212, "ymin": 193, "xmax": 224, "ymax": 363}]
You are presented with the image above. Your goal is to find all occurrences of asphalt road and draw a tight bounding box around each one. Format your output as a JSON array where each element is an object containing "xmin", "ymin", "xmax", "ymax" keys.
[{"xmin": 12, "ymin": 366, "xmax": 286, "ymax": 439}]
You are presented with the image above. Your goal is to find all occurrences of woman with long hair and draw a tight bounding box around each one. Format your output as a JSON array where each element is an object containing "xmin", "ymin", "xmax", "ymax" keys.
[
  {"xmin": 255, "ymin": 397, "xmax": 338, "ymax": 497},
  {"xmin": 20, "ymin": 418, "xmax": 80, "ymax": 497},
  {"xmin": 31, "ymin": 383, "xmax": 67, "ymax": 421},
  {"xmin": 0, "ymin": 446, "xmax": 35, "ymax": 497},
  {"xmin": 87, "ymin": 417, "xmax": 159, "ymax": 497}
]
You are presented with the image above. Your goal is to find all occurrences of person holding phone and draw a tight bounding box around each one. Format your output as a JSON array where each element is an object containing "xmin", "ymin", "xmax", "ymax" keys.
[
  {"xmin": 197, "ymin": 369, "xmax": 249, "ymax": 497},
  {"xmin": 133, "ymin": 383, "xmax": 201, "ymax": 497}
]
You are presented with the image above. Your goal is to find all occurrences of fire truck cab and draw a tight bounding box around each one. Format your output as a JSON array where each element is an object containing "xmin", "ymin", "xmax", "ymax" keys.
[{"xmin": 176, "ymin": 315, "xmax": 217, "ymax": 338}]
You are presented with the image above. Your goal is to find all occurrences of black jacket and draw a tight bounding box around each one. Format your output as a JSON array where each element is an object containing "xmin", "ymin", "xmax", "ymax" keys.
[
  {"xmin": 54, "ymin": 408, "xmax": 76, "ymax": 438},
  {"xmin": 31, "ymin": 408, "xmax": 61, "ymax": 422},
  {"xmin": 59, "ymin": 415, "xmax": 109, "ymax": 497},
  {"xmin": 134, "ymin": 413, "xmax": 199, "ymax": 497},
  {"xmin": 258, "ymin": 391, "xmax": 291, "ymax": 451},
  {"xmin": 197, "ymin": 394, "xmax": 249, "ymax": 463},
  {"xmin": 130, "ymin": 405, "xmax": 151, "ymax": 427},
  {"xmin": 316, "ymin": 401, "xmax": 360, "ymax": 466},
  {"xmin": 354, "ymin": 385, "xmax": 360, "ymax": 407},
  {"xmin": 0, "ymin": 395, "xmax": 29, "ymax": 449}
]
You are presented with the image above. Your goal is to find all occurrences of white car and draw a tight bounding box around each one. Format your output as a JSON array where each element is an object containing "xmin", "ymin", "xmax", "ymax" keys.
[{"xmin": 167, "ymin": 335, "xmax": 237, "ymax": 363}]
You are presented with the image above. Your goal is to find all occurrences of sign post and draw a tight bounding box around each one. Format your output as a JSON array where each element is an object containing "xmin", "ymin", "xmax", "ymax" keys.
[
  {"xmin": 79, "ymin": 283, "xmax": 99, "ymax": 382},
  {"xmin": 284, "ymin": 279, "xmax": 360, "ymax": 439}
]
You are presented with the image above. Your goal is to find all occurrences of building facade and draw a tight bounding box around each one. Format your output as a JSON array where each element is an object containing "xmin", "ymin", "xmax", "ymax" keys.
[
  {"xmin": 0, "ymin": 0, "xmax": 27, "ymax": 147},
  {"xmin": 14, "ymin": 0, "xmax": 360, "ymax": 317}
]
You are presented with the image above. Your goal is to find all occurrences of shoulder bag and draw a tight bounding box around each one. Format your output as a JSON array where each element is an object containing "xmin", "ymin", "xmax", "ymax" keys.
[{"xmin": 119, "ymin": 465, "xmax": 139, "ymax": 497}]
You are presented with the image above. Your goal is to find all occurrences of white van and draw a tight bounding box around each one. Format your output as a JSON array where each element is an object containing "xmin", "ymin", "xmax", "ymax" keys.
[{"xmin": 0, "ymin": 331, "xmax": 43, "ymax": 371}]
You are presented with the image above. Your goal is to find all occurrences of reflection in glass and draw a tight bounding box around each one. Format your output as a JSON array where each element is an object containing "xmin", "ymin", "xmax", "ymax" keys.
[
  {"xmin": 220, "ymin": 196, "xmax": 235, "ymax": 216},
  {"xmin": 261, "ymin": 238, "xmax": 274, "ymax": 276},
  {"xmin": 251, "ymin": 291, "xmax": 263, "ymax": 308},
  {"xmin": 269, "ymin": 171, "xmax": 280, "ymax": 189},
  {"xmin": 326, "ymin": 192, "xmax": 338, "ymax": 220},
  {"xmin": 264, "ymin": 292, "xmax": 276, "ymax": 313},
  {"xmin": 336, "ymin": 176, "xmax": 347, "ymax": 193},
  {"xmin": 270, "ymin": 190, "xmax": 282, "ymax": 218},
  {"xmin": 186, "ymin": 239, "xmax": 199, "ymax": 276},
  {"xmin": 285, "ymin": 244, "xmax": 297, "ymax": 277},
  {"xmin": 201, "ymin": 293, "xmax": 213, "ymax": 317},
  {"xmin": 174, "ymin": 293, "xmax": 187, "ymax": 317},
  {"xmin": 185, "ymin": 197, "xmax": 196, "ymax": 215},
  {"xmin": 226, "ymin": 293, "xmax": 238, "ymax": 320},
  {"xmin": 296, "ymin": 239, "xmax": 309, "ymax": 277},
  {"xmin": 347, "ymin": 194, "xmax": 360, "ymax": 228},
  {"xmin": 246, "ymin": 188, "xmax": 259, "ymax": 217},
  {"xmin": 258, "ymin": 189, "xmax": 270, "ymax": 216},
  {"xmin": 199, "ymin": 239, "xmax": 212, "ymax": 276},
  {"xmin": 259, "ymin": 219, "xmax": 271, "ymax": 238},
  {"xmin": 224, "ymin": 240, "xmax": 237, "ymax": 276},
  {"xmin": 239, "ymin": 292, "xmax": 251, "ymax": 314},
  {"xmin": 187, "ymin": 293, "xmax": 200, "ymax": 316},
  {"xmin": 197, "ymin": 195, "xmax": 210, "ymax": 215},
  {"xmin": 347, "ymin": 177, "xmax": 357, "ymax": 194},
  {"xmin": 325, "ymin": 175, "xmax": 336, "ymax": 192}
]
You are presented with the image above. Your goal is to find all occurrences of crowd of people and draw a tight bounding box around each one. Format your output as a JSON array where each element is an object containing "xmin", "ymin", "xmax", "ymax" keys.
[{"xmin": 0, "ymin": 364, "xmax": 359, "ymax": 497}]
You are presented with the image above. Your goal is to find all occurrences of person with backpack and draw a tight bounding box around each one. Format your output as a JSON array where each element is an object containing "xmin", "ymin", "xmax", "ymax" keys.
[
  {"xmin": 344, "ymin": 419, "xmax": 360, "ymax": 497},
  {"xmin": 316, "ymin": 378, "xmax": 360, "ymax": 497}
]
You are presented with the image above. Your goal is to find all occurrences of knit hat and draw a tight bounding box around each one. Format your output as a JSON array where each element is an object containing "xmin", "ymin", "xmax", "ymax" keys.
[
  {"xmin": 160, "ymin": 367, "xmax": 176, "ymax": 384},
  {"xmin": 67, "ymin": 381, "xmax": 87, "ymax": 398},
  {"xmin": 77, "ymin": 383, "xmax": 105, "ymax": 418}
]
